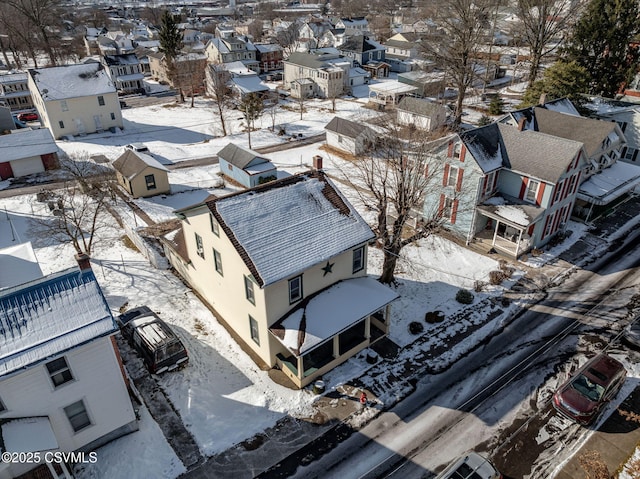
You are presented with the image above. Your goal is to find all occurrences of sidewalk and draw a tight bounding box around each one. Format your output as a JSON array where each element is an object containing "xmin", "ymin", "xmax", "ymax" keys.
[{"xmin": 555, "ymin": 386, "xmax": 640, "ymax": 479}]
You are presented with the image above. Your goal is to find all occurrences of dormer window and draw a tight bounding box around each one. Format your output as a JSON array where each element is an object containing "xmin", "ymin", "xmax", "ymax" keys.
[{"xmin": 453, "ymin": 143, "xmax": 462, "ymax": 158}]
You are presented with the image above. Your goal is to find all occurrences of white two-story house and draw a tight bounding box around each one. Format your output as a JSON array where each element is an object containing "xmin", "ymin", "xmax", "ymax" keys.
[
  {"xmin": 0, "ymin": 259, "xmax": 137, "ymax": 479},
  {"xmin": 163, "ymin": 170, "xmax": 398, "ymax": 388},
  {"xmin": 28, "ymin": 63, "xmax": 123, "ymax": 139}
]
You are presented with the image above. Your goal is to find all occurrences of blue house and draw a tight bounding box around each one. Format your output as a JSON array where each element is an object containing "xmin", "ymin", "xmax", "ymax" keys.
[
  {"xmin": 423, "ymin": 122, "xmax": 587, "ymax": 257},
  {"xmin": 218, "ymin": 143, "xmax": 277, "ymax": 188}
]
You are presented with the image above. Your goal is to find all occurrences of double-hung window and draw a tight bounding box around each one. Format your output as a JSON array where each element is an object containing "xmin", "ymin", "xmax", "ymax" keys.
[
  {"xmin": 213, "ymin": 248, "xmax": 223, "ymax": 275},
  {"xmin": 245, "ymin": 276, "xmax": 255, "ymax": 304},
  {"xmin": 352, "ymin": 246, "xmax": 364, "ymax": 273},
  {"xmin": 64, "ymin": 400, "xmax": 91, "ymax": 432},
  {"xmin": 289, "ymin": 275, "xmax": 302, "ymax": 304},
  {"xmin": 46, "ymin": 357, "xmax": 73, "ymax": 388}
]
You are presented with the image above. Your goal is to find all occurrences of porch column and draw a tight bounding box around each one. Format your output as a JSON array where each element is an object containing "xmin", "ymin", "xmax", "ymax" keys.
[
  {"xmin": 365, "ymin": 316, "xmax": 371, "ymax": 339},
  {"xmin": 333, "ymin": 336, "xmax": 340, "ymax": 359},
  {"xmin": 516, "ymin": 229, "xmax": 523, "ymax": 257},
  {"xmin": 492, "ymin": 221, "xmax": 499, "ymax": 245},
  {"xmin": 296, "ymin": 356, "xmax": 303, "ymax": 380}
]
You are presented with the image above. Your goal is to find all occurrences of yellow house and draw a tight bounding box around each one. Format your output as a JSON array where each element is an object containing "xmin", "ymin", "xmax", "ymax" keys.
[
  {"xmin": 28, "ymin": 63, "xmax": 123, "ymax": 140},
  {"xmin": 164, "ymin": 170, "xmax": 398, "ymax": 388},
  {"xmin": 112, "ymin": 149, "xmax": 170, "ymax": 198}
]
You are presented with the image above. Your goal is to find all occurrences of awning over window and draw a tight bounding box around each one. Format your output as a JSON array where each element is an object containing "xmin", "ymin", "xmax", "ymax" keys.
[
  {"xmin": 270, "ymin": 276, "xmax": 398, "ymax": 357},
  {"xmin": 1, "ymin": 417, "xmax": 58, "ymax": 453}
]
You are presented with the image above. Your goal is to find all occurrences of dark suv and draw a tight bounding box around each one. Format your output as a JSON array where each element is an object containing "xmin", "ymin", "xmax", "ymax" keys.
[
  {"xmin": 552, "ymin": 353, "xmax": 626, "ymax": 425},
  {"xmin": 117, "ymin": 306, "xmax": 188, "ymax": 375}
]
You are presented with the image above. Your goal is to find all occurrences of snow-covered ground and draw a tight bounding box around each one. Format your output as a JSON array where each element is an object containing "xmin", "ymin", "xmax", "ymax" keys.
[{"xmin": 1, "ymin": 92, "xmax": 638, "ymax": 478}]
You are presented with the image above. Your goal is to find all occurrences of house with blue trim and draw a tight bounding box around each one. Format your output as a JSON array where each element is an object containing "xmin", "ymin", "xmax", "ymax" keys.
[{"xmin": 0, "ymin": 258, "xmax": 137, "ymax": 479}]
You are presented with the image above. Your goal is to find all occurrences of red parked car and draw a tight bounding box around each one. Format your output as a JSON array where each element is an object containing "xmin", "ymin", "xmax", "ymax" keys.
[
  {"xmin": 18, "ymin": 112, "xmax": 38, "ymax": 122},
  {"xmin": 552, "ymin": 353, "xmax": 626, "ymax": 425}
]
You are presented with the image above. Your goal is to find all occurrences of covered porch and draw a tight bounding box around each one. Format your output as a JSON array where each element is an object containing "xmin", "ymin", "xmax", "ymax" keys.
[
  {"xmin": 270, "ymin": 276, "xmax": 398, "ymax": 389},
  {"xmin": 474, "ymin": 197, "xmax": 544, "ymax": 258}
]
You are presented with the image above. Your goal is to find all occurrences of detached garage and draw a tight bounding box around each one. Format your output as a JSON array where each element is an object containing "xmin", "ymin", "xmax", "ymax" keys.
[{"xmin": 0, "ymin": 128, "xmax": 59, "ymax": 180}]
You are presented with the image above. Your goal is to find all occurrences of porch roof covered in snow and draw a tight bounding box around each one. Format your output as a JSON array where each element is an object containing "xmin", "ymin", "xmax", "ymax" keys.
[
  {"xmin": 476, "ymin": 194, "xmax": 546, "ymax": 229},
  {"xmin": 269, "ymin": 276, "xmax": 398, "ymax": 357}
]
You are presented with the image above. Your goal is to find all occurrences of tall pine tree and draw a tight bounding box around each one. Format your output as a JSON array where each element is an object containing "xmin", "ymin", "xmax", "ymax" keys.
[
  {"xmin": 158, "ymin": 10, "xmax": 184, "ymax": 99},
  {"xmin": 563, "ymin": 0, "xmax": 640, "ymax": 97}
]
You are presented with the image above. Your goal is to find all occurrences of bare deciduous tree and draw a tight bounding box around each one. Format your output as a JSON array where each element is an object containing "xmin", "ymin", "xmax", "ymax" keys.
[
  {"xmin": 516, "ymin": 0, "xmax": 583, "ymax": 84},
  {"xmin": 208, "ymin": 63, "xmax": 232, "ymax": 136},
  {"xmin": 30, "ymin": 154, "xmax": 117, "ymax": 256},
  {"xmin": 5, "ymin": 0, "xmax": 62, "ymax": 66},
  {"xmin": 238, "ymin": 93, "xmax": 264, "ymax": 149},
  {"xmin": 338, "ymin": 124, "xmax": 451, "ymax": 284},
  {"xmin": 422, "ymin": 0, "xmax": 495, "ymax": 125}
]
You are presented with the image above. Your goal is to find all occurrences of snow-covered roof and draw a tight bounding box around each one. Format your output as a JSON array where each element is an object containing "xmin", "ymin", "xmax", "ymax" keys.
[
  {"xmin": 325, "ymin": 116, "xmax": 373, "ymax": 139},
  {"xmin": 0, "ymin": 129, "xmax": 58, "ymax": 163},
  {"xmin": 368, "ymin": 81, "xmax": 418, "ymax": 95},
  {"xmin": 112, "ymin": 150, "xmax": 169, "ymax": 180},
  {"xmin": 231, "ymin": 76, "xmax": 270, "ymax": 95},
  {"xmin": 477, "ymin": 195, "xmax": 545, "ymax": 228},
  {"xmin": 29, "ymin": 63, "xmax": 117, "ymax": 100},
  {"xmin": 270, "ymin": 276, "xmax": 398, "ymax": 356},
  {"xmin": 0, "ymin": 266, "xmax": 117, "ymax": 376},
  {"xmin": 1, "ymin": 417, "xmax": 58, "ymax": 453},
  {"xmin": 217, "ymin": 143, "xmax": 271, "ymax": 169},
  {"xmin": 0, "ymin": 242, "xmax": 43, "ymax": 290},
  {"xmin": 577, "ymin": 160, "xmax": 640, "ymax": 205},
  {"xmin": 207, "ymin": 171, "xmax": 374, "ymax": 287}
]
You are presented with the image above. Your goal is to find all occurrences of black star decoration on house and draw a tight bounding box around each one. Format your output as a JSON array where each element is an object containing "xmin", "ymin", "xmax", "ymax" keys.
[{"xmin": 321, "ymin": 261, "xmax": 334, "ymax": 276}]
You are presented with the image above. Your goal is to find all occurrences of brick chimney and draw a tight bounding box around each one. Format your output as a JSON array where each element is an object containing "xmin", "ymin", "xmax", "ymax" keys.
[
  {"xmin": 539, "ymin": 93, "xmax": 547, "ymax": 106},
  {"xmin": 313, "ymin": 155, "xmax": 323, "ymax": 170},
  {"xmin": 517, "ymin": 117, "xmax": 526, "ymax": 131},
  {"xmin": 75, "ymin": 253, "xmax": 91, "ymax": 271}
]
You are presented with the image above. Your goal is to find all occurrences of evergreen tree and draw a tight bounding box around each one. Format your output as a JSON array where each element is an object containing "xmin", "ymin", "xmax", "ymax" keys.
[
  {"xmin": 563, "ymin": 0, "xmax": 640, "ymax": 97},
  {"xmin": 158, "ymin": 10, "xmax": 183, "ymax": 61},
  {"xmin": 520, "ymin": 60, "xmax": 590, "ymax": 107}
]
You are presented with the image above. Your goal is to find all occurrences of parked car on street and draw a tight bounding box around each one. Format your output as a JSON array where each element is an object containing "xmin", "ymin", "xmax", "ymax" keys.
[
  {"xmin": 552, "ymin": 353, "xmax": 626, "ymax": 425},
  {"xmin": 116, "ymin": 306, "xmax": 189, "ymax": 374},
  {"xmin": 435, "ymin": 452, "xmax": 502, "ymax": 479},
  {"xmin": 17, "ymin": 112, "xmax": 38, "ymax": 122}
]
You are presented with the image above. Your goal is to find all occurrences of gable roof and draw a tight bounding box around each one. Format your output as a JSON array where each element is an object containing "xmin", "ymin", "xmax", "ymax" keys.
[
  {"xmin": 339, "ymin": 35, "xmax": 384, "ymax": 53},
  {"xmin": 112, "ymin": 150, "xmax": 169, "ymax": 179},
  {"xmin": 324, "ymin": 116, "xmax": 373, "ymax": 138},
  {"xmin": 460, "ymin": 122, "xmax": 584, "ymax": 182},
  {"xmin": 533, "ymin": 107, "xmax": 619, "ymax": 158},
  {"xmin": 0, "ymin": 266, "xmax": 116, "ymax": 376},
  {"xmin": 207, "ymin": 170, "xmax": 374, "ymax": 287},
  {"xmin": 217, "ymin": 143, "xmax": 271, "ymax": 169},
  {"xmin": 29, "ymin": 63, "xmax": 116, "ymax": 100}
]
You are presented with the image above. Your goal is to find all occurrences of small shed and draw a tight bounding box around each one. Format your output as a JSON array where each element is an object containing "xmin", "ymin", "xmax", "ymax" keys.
[
  {"xmin": 396, "ymin": 97, "xmax": 448, "ymax": 131},
  {"xmin": 112, "ymin": 149, "xmax": 170, "ymax": 198},
  {"xmin": 217, "ymin": 143, "xmax": 277, "ymax": 188},
  {"xmin": 397, "ymin": 71, "xmax": 446, "ymax": 98},
  {"xmin": 324, "ymin": 117, "xmax": 376, "ymax": 155}
]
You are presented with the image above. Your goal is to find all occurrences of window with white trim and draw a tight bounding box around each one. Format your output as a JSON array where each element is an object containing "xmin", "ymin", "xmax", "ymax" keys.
[
  {"xmin": 245, "ymin": 276, "xmax": 255, "ymax": 304},
  {"xmin": 352, "ymin": 246, "xmax": 365, "ymax": 273},
  {"xmin": 64, "ymin": 400, "xmax": 91, "ymax": 433},
  {"xmin": 453, "ymin": 143, "xmax": 462, "ymax": 158},
  {"xmin": 46, "ymin": 357, "xmax": 73, "ymax": 388},
  {"xmin": 213, "ymin": 248, "xmax": 223, "ymax": 275},
  {"xmin": 447, "ymin": 165, "xmax": 459, "ymax": 187},
  {"xmin": 195, "ymin": 233, "xmax": 204, "ymax": 259},
  {"xmin": 525, "ymin": 179, "xmax": 539, "ymax": 203},
  {"xmin": 210, "ymin": 213, "xmax": 219, "ymax": 236},
  {"xmin": 442, "ymin": 196, "xmax": 454, "ymax": 220},
  {"xmin": 289, "ymin": 275, "xmax": 302, "ymax": 304},
  {"xmin": 249, "ymin": 315, "xmax": 259, "ymax": 345}
]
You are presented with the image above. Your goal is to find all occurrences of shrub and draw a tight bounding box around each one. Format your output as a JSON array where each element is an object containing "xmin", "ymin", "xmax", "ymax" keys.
[
  {"xmin": 489, "ymin": 270, "xmax": 507, "ymax": 285},
  {"xmin": 477, "ymin": 114, "xmax": 493, "ymax": 126},
  {"xmin": 474, "ymin": 280, "xmax": 486, "ymax": 292},
  {"xmin": 409, "ymin": 321, "xmax": 424, "ymax": 335},
  {"xmin": 455, "ymin": 289, "xmax": 474, "ymax": 304},
  {"xmin": 425, "ymin": 311, "xmax": 445, "ymax": 324}
]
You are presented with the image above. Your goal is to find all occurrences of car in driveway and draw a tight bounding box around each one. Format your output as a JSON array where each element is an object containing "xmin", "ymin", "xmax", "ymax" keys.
[
  {"xmin": 17, "ymin": 112, "xmax": 38, "ymax": 122},
  {"xmin": 116, "ymin": 306, "xmax": 189, "ymax": 375},
  {"xmin": 552, "ymin": 353, "xmax": 626, "ymax": 425},
  {"xmin": 435, "ymin": 452, "xmax": 502, "ymax": 479},
  {"xmin": 125, "ymin": 142, "xmax": 149, "ymax": 152}
]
